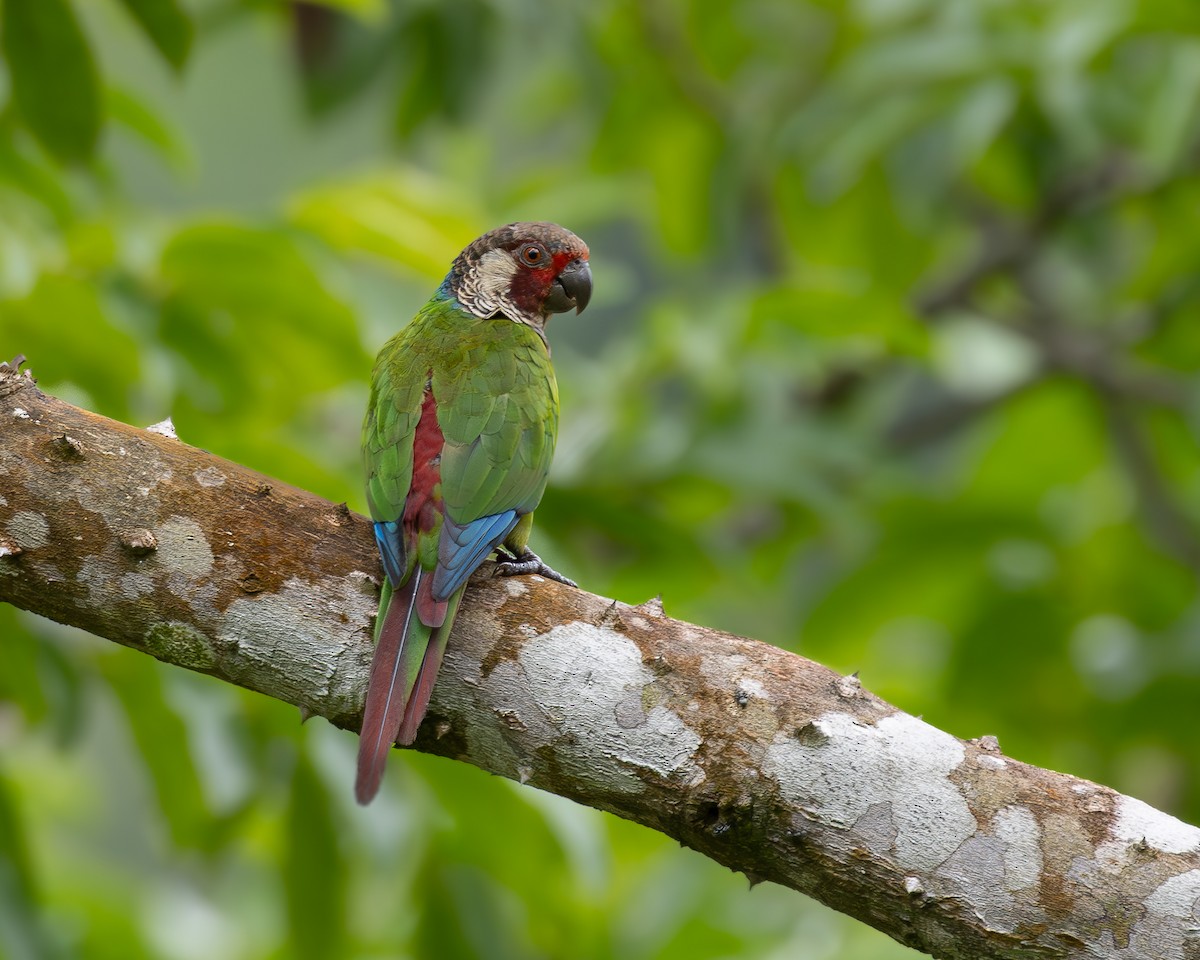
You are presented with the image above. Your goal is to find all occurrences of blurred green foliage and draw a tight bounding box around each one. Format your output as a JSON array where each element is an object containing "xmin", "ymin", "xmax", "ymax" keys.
[{"xmin": 3, "ymin": 0, "xmax": 1200, "ymax": 957}]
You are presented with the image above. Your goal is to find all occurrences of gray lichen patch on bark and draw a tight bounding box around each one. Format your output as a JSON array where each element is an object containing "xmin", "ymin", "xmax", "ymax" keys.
[
  {"xmin": 764, "ymin": 712, "xmax": 977, "ymax": 871},
  {"xmin": 144, "ymin": 621, "xmax": 216, "ymax": 671},
  {"xmin": 992, "ymin": 805, "xmax": 1042, "ymax": 892},
  {"xmin": 1138, "ymin": 869, "xmax": 1200, "ymax": 956},
  {"xmin": 194, "ymin": 466, "xmax": 227, "ymax": 487},
  {"xmin": 218, "ymin": 575, "xmax": 375, "ymax": 718},
  {"xmin": 440, "ymin": 619, "xmax": 703, "ymax": 795},
  {"xmin": 155, "ymin": 516, "xmax": 216, "ymax": 579},
  {"xmin": 1107, "ymin": 795, "xmax": 1200, "ymax": 855},
  {"xmin": 7, "ymin": 510, "xmax": 49, "ymax": 549},
  {"xmin": 516, "ymin": 622, "xmax": 703, "ymax": 787}
]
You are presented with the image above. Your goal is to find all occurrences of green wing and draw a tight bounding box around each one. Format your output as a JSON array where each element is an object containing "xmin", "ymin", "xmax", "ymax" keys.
[
  {"xmin": 435, "ymin": 321, "xmax": 559, "ymax": 525},
  {"xmin": 362, "ymin": 327, "xmax": 424, "ymax": 528}
]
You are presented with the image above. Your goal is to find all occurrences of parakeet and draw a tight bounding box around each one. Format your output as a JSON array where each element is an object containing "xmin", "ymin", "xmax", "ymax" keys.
[{"xmin": 356, "ymin": 221, "xmax": 592, "ymax": 805}]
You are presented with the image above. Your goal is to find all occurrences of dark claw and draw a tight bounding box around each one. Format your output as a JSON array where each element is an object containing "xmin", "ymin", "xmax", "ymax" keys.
[{"xmin": 493, "ymin": 547, "xmax": 577, "ymax": 588}]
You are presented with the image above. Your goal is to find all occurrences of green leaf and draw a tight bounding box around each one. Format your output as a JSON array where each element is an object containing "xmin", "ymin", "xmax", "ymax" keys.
[
  {"xmin": 392, "ymin": 2, "xmax": 496, "ymax": 140},
  {"xmin": 100, "ymin": 656, "xmax": 212, "ymax": 850},
  {"xmin": 113, "ymin": 0, "xmax": 194, "ymax": 70},
  {"xmin": 106, "ymin": 86, "xmax": 190, "ymax": 169},
  {"xmin": 1, "ymin": 0, "xmax": 102, "ymax": 164},
  {"xmin": 294, "ymin": 7, "xmax": 397, "ymax": 117},
  {"xmin": 1, "ymin": 274, "xmax": 141, "ymax": 420},
  {"xmin": 0, "ymin": 609, "xmax": 49, "ymax": 725},
  {"xmin": 415, "ymin": 863, "xmax": 531, "ymax": 960},
  {"xmin": 0, "ymin": 774, "xmax": 37, "ymax": 906},
  {"xmin": 285, "ymin": 750, "xmax": 346, "ymax": 960},
  {"xmin": 1138, "ymin": 39, "xmax": 1200, "ymax": 176},
  {"xmin": 0, "ymin": 773, "xmax": 60, "ymax": 960},
  {"xmin": 158, "ymin": 222, "xmax": 364, "ymax": 390},
  {"xmin": 288, "ymin": 169, "xmax": 480, "ymax": 278},
  {"xmin": 647, "ymin": 111, "xmax": 719, "ymax": 256},
  {"xmin": 306, "ymin": 0, "xmax": 385, "ymax": 18},
  {"xmin": 0, "ymin": 133, "xmax": 74, "ymax": 223}
]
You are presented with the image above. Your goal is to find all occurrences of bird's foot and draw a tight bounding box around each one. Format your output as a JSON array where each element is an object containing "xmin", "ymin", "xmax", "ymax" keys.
[{"xmin": 494, "ymin": 547, "xmax": 577, "ymax": 588}]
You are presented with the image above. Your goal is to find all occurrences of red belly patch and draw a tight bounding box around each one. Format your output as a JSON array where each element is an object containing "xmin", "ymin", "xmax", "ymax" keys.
[{"xmin": 404, "ymin": 381, "xmax": 449, "ymax": 626}]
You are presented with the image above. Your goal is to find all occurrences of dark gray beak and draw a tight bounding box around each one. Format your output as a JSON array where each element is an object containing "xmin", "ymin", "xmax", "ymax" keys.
[{"xmin": 545, "ymin": 258, "xmax": 592, "ymax": 315}]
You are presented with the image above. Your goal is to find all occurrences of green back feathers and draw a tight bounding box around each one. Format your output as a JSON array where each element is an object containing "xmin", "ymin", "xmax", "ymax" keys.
[{"xmin": 362, "ymin": 295, "xmax": 559, "ymax": 539}]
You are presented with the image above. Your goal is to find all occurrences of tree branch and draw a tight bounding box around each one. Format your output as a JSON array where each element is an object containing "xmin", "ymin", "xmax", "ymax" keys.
[
  {"xmin": 1098, "ymin": 391, "xmax": 1200, "ymax": 571},
  {"xmin": 915, "ymin": 157, "xmax": 1134, "ymax": 318},
  {"xmin": 4, "ymin": 363, "xmax": 1200, "ymax": 959}
]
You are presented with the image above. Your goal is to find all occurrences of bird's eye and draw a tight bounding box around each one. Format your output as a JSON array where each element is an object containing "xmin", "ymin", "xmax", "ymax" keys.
[{"xmin": 520, "ymin": 243, "xmax": 546, "ymax": 266}]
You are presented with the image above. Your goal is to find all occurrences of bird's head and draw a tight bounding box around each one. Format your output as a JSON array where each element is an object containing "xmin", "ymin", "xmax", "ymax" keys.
[{"xmin": 445, "ymin": 222, "xmax": 592, "ymax": 333}]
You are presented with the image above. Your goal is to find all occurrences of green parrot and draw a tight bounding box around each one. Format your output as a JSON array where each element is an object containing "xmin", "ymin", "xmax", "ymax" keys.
[{"xmin": 356, "ymin": 221, "xmax": 592, "ymax": 804}]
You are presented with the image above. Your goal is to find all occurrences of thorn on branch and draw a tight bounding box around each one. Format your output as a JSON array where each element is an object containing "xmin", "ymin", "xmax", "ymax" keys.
[
  {"xmin": 794, "ymin": 721, "xmax": 830, "ymax": 746},
  {"xmin": 346, "ymin": 570, "xmax": 377, "ymax": 597},
  {"xmin": 598, "ymin": 599, "xmax": 620, "ymax": 627},
  {"xmin": 0, "ymin": 354, "xmax": 35, "ymax": 398},
  {"xmin": 53, "ymin": 434, "xmax": 85, "ymax": 459},
  {"xmin": 634, "ymin": 594, "xmax": 665, "ymax": 618},
  {"xmin": 1130, "ymin": 837, "xmax": 1158, "ymax": 860},
  {"xmin": 120, "ymin": 529, "xmax": 159, "ymax": 556},
  {"xmin": 786, "ymin": 824, "xmax": 812, "ymax": 849},
  {"xmin": 146, "ymin": 417, "xmax": 178, "ymax": 440},
  {"xmin": 0, "ymin": 354, "xmax": 28, "ymax": 377},
  {"xmin": 835, "ymin": 672, "xmax": 862, "ymax": 700}
]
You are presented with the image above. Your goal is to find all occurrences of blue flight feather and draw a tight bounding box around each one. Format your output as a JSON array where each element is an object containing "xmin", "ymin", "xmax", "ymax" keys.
[
  {"xmin": 374, "ymin": 520, "xmax": 406, "ymax": 587},
  {"xmin": 432, "ymin": 510, "xmax": 520, "ymax": 600}
]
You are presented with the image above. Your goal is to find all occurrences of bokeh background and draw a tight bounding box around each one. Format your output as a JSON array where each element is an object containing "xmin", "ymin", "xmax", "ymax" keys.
[{"xmin": 3, "ymin": 1, "xmax": 1200, "ymax": 957}]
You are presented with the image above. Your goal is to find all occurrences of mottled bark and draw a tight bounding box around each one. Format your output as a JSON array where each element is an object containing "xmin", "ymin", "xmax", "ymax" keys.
[{"xmin": 3, "ymin": 360, "xmax": 1199, "ymax": 960}]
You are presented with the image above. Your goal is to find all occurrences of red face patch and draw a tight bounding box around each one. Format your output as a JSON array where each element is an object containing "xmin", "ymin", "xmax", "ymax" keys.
[{"xmin": 506, "ymin": 241, "xmax": 589, "ymax": 316}]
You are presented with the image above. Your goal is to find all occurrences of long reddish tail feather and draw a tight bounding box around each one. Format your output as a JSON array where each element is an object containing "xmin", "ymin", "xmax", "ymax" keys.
[
  {"xmin": 396, "ymin": 589, "xmax": 462, "ymax": 745},
  {"xmin": 355, "ymin": 571, "xmax": 422, "ymax": 805},
  {"xmin": 396, "ymin": 637, "xmax": 444, "ymax": 747}
]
